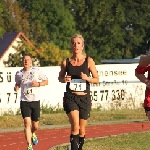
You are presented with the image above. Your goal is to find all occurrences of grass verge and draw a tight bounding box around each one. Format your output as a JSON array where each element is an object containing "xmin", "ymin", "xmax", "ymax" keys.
[
  {"xmin": 53, "ymin": 131, "xmax": 150, "ymax": 150},
  {"xmin": 0, "ymin": 108, "xmax": 147, "ymax": 129}
]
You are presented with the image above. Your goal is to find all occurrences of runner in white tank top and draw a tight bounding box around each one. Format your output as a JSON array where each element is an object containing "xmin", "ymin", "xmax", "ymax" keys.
[
  {"xmin": 15, "ymin": 66, "xmax": 48, "ymax": 102},
  {"xmin": 14, "ymin": 54, "xmax": 48, "ymax": 150}
]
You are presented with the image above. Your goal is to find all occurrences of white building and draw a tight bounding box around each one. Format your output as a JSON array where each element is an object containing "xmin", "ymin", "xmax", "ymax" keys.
[{"xmin": 0, "ymin": 32, "xmax": 33, "ymax": 67}]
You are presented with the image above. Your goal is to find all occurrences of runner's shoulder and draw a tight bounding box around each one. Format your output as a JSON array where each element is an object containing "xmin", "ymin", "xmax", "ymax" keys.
[
  {"xmin": 15, "ymin": 68, "xmax": 24, "ymax": 75},
  {"xmin": 139, "ymin": 54, "xmax": 150, "ymax": 66},
  {"xmin": 140, "ymin": 54, "xmax": 148, "ymax": 58}
]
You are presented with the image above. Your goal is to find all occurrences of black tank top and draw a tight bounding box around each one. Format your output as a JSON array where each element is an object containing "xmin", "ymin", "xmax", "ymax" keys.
[{"xmin": 66, "ymin": 57, "xmax": 90, "ymax": 93}]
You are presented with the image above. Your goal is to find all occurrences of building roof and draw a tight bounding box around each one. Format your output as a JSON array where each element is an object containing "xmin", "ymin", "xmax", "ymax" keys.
[{"xmin": 0, "ymin": 32, "xmax": 33, "ymax": 59}]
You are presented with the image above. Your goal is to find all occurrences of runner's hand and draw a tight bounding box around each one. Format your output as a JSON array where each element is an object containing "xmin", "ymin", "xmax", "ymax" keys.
[
  {"xmin": 80, "ymin": 72, "xmax": 88, "ymax": 80},
  {"xmin": 14, "ymin": 86, "xmax": 19, "ymax": 92},
  {"xmin": 31, "ymin": 80, "xmax": 39, "ymax": 87},
  {"xmin": 64, "ymin": 75, "xmax": 71, "ymax": 82}
]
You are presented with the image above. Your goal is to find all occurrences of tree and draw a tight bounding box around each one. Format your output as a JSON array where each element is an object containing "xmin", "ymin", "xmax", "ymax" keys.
[
  {"xmin": 17, "ymin": 0, "xmax": 77, "ymax": 49},
  {"xmin": 0, "ymin": 0, "xmax": 30, "ymax": 38},
  {"xmin": 3, "ymin": 0, "xmax": 30, "ymax": 37},
  {"xmin": 64, "ymin": 0, "xmax": 150, "ymax": 63},
  {"xmin": 64, "ymin": 0, "xmax": 125, "ymax": 63},
  {"xmin": 0, "ymin": 2, "xmax": 5, "ymax": 37},
  {"xmin": 36, "ymin": 42, "xmax": 71, "ymax": 66},
  {"xmin": 4, "ymin": 41, "xmax": 71, "ymax": 67}
]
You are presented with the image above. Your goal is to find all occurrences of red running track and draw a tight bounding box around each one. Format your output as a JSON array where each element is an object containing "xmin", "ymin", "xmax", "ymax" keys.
[{"xmin": 0, "ymin": 122, "xmax": 150, "ymax": 150}]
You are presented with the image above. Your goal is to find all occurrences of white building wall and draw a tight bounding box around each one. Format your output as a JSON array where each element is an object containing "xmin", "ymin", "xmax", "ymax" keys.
[{"xmin": 0, "ymin": 37, "xmax": 22, "ymax": 67}]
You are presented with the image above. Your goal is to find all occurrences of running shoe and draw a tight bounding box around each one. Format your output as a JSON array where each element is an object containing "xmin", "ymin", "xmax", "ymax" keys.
[
  {"xmin": 32, "ymin": 133, "xmax": 38, "ymax": 145},
  {"xmin": 27, "ymin": 144, "xmax": 33, "ymax": 150}
]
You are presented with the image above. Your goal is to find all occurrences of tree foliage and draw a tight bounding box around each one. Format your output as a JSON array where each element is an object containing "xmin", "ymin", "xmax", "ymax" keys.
[
  {"xmin": 2, "ymin": 0, "xmax": 150, "ymax": 66},
  {"xmin": 0, "ymin": 0, "xmax": 30, "ymax": 36},
  {"xmin": 0, "ymin": 1, "xmax": 5, "ymax": 37},
  {"xmin": 64, "ymin": 0, "xmax": 150, "ymax": 63},
  {"xmin": 4, "ymin": 41, "xmax": 71, "ymax": 67},
  {"xmin": 17, "ymin": 0, "xmax": 76, "ymax": 49}
]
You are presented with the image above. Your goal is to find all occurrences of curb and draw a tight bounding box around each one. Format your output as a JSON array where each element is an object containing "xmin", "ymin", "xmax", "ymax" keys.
[{"xmin": 0, "ymin": 119, "xmax": 147, "ymax": 133}]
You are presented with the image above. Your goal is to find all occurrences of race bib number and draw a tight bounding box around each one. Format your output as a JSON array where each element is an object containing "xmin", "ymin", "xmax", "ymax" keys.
[
  {"xmin": 69, "ymin": 79, "xmax": 86, "ymax": 91},
  {"xmin": 24, "ymin": 87, "xmax": 35, "ymax": 95}
]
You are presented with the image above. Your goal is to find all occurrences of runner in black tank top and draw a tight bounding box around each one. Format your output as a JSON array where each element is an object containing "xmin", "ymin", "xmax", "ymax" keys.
[
  {"xmin": 66, "ymin": 56, "xmax": 90, "ymax": 93},
  {"xmin": 58, "ymin": 34, "xmax": 99, "ymax": 150}
]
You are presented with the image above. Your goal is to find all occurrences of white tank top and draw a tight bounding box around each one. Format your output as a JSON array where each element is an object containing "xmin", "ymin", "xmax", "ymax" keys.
[{"xmin": 15, "ymin": 67, "xmax": 48, "ymax": 102}]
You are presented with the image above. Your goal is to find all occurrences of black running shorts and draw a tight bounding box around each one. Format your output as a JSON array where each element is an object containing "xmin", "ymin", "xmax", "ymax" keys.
[
  {"xmin": 63, "ymin": 91, "xmax": 91, "ymax": 120},
  {"xmin": 20, "ymin": 101, "xmax": 40, "ymax": 121}
]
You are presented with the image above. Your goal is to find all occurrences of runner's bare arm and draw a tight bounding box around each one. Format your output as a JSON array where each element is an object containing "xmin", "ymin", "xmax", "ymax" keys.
[
  {"xmin": 38, "ymin": 79, "xmax": 48, "ymax": 86},
  {"xmin": 14, "ymin": 73, "xmax": 20, "ymax": 92},
  {"xmin": 86, "ymin": 57, "xmax": 99, "ymax": 84},
  {"xmin": 31, "ymin": 80, "xmax": 48, "ymax": 87},
  {"xmin": 135, "ymin": 55, "xmax": 148, "ymax": 84},
  {"xmin": 58, "ymin": 60, "xmax": 67, "ymax": 83},
  {"xmin": 135, "ymin": 72, "xmax": 148, "ymax": 84},
  {"xmin": 14, "ymin": 83, "xmax": 20, "ymax": 92}
]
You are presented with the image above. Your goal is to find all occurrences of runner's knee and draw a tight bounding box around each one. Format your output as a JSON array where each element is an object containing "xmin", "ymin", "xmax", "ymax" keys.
[{"xmin": 24, "ymin": 118, "xmax": 31, "ymax": 127}]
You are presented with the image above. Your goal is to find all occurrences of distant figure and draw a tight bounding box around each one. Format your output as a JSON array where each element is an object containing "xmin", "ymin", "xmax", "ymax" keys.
[
  {"xmin": 135, "ymin": 40, "xmax": 150, "ymax": 120},
  {"xmin": 14, "ymin": 54, "xmax": 48, "ymax": 150},
  {"xmin": 58, "ymin": 34, "xmax": 99, "ymax": 150}
]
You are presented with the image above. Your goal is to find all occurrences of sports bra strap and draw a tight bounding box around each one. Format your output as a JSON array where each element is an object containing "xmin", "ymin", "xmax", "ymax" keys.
[
  {"xmin": 66, "ymin": 56, "xmax": 88, "ymax": 71},
  {"xmin": 66, "ymin": 58, "xmax": 69, "ymax": 73},
  {"xmin": 85, "ymin": 56, "xmax": 88, "ymax": 61},
  {"xmin": 85, "ymin": 56, "xmax": 89, "ymax": 66}
]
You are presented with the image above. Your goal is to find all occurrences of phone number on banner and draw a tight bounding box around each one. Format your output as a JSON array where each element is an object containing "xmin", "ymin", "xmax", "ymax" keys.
[{"xmin": 90, "ymin": 89, "xmax": 125, "ymax": 101}]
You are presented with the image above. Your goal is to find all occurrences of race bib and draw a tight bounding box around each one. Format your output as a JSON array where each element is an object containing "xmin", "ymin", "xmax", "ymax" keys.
[
  {"xmin": 69, "ymin": 79, "xmax": 86, "ymax": 91},
  {"xmin": 24, "ymin": 87, "xmax": 35, "ymax": 95}
]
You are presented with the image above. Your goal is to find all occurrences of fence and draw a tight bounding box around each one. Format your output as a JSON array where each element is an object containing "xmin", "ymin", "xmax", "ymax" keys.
[{"xmin": 0, "ymin": 64, "xmax": 146, "ymax": 115}]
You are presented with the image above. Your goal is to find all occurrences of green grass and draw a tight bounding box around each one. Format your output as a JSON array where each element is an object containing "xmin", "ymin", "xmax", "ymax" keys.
[
  {"xmin": 0, "ymin": 107, "xmax": 149, "ymax": 149},
  {"xmin": 54, "ymin": 132, "xmax": 150, "ymax": 150},
  {"xmin": 0, "ymin": 108, "xmax": 147, "ymax": 129}
]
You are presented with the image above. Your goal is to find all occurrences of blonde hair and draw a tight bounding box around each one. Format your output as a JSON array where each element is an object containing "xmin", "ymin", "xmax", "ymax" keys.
[{"xmin": 70, "ymin": 33, "xmax": 86, "ymax": 56}]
